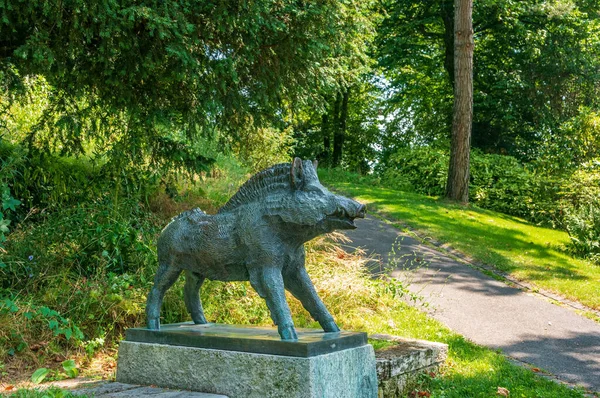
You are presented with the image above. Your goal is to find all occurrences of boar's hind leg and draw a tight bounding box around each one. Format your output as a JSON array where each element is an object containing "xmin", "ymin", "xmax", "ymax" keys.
[
  {"xmin": 146, "ymin": 264, "xmax": 182, "ymax": 330},
  {"xmin": 249, "ymin": 267, "xmax": 298, "ymax": 340},
  {"xmin": 184, "ymin": 270, "xmax": 208, "ymax": 324},
  {"xmin": 283, "ymin": 267, "xmax": 340, "ymax": 333}
]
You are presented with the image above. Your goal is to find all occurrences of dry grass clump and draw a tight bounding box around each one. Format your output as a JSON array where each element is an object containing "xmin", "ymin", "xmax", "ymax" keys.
[{"xmin": 296, "ymin": 233, "xmax": 409, "ymax": 331}]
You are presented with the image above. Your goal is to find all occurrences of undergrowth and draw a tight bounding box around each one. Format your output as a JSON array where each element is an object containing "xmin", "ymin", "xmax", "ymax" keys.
[{"xmin": 0, "ymin": 158, "xmax": 590, "ymax": 397}]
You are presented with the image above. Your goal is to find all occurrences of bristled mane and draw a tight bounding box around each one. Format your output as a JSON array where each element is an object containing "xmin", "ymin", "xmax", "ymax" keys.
[{"xmin": 218, "ymin": 163, "xmax": 292, "ymax": 213}]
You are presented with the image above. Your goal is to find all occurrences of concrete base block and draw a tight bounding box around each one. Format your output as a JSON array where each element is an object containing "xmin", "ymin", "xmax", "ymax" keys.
[
  {"xmin": 370, "ymin": 334, "xmax": 448, "ymax": 398},
  {"xmin": 116, "ymin": 341, "xmax": 377, "ymax": 398}
]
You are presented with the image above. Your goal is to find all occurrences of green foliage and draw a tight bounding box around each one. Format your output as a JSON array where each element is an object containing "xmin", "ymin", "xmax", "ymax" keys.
[
  {"xmin": 292, "ymin": 75, "xmax": 384, "ymax": 172},
  {"xmin": 0, "ymin": 298, "xmax": 84, "ymax": 359},
  {"xmin": 380, "ymin": 147, "xmax": 449, "ymax": 195},
  {"xmin": 376, "ymin": 0, "xmax": 600, "ymax": 166},
  {"xmin": 0, "ymin": 0, "xmax": 373, "ymax": 180},
  {"xmin": 0, "ymin": 139, "xmax": 23, "ymax": 250},
  {"xmin": 200, "ymin": 155, "xmax": 252, "ymax": 208},
  {"xmin": 61, "ymin": 359, "xmax": 78, "ymax": 378},
  {"xmin": 232, "ymin": 126, "xmax": 294, "ymax": 173},
  {"xmin": 8, "ymin": 387, "xmax": 79, "ymax": 398},
  {"xmin": 561, "ymin": 161, "xmax": 600, "ymax": 262},
  {"xmin": 380, "ymin": 147, "xmax": 562, "ymax": 225},
  {"xmin": 564, "ymin": 201, "xmax": 600, "ymax": 263},
  {"xmin": 30, "ymin": 368, "xmax": 49, "ymax": 384},
  {"xmin": 1, "ymin": 196, "xmax": 160, "ymax": 287}
]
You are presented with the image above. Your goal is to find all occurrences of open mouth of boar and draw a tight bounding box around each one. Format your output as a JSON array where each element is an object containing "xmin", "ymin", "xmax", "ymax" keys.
[{"xmin": 325, "ymin": 207, "xmax": 362, "ymax": 229}]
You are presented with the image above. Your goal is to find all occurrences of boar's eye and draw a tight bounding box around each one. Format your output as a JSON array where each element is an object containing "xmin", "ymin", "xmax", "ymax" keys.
[{"xmin": 305, "ymin": 184, "xmax": 323, "ymax": 194}]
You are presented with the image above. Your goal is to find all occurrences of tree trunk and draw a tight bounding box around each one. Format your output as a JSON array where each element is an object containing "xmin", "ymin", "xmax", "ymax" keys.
[
  {"xmin": 331, "ymin": 91, "xmax": 342, "ymax": 167},
  {"xmin": 445, "ymin": 0, "xmax": 473, "ymax": 203},
  {"xmin": 332, "ymin": 88, "xmax": 349, "ymax": 168},
  {"xmin": 321, "ymin": 113, "xmax": 331, "ymax": 166},
  {"xmin": 441, "ymin": 0, "xmax": 455, "ymax": 88}
]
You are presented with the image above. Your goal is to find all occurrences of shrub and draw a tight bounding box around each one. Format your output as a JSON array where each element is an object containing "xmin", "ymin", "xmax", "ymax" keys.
[
  {"xmin": 380, "ymin": 147, "xmax": 561, "ymax": 225},
  {"xmin": 1, "ymin": 196, "xmax": 161, "ymax": 289},
  {"xmin": 564, "ymin": 202, "xmax": 600, "ymax": 263},
  {"xmin": 0, "ymin": 139, "xmax": 25, "ymax": 251},
  {"xmin": 380, "ymin": 147, "xmax": 448, "ymax": 196},
  {"xmin": 561, "ymin": 161, "xmax": 600, "ymax": 262}
]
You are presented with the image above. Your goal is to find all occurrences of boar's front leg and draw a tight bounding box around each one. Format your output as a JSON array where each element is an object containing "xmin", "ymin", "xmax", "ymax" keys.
[
  {"xmin": 249, "ymin": 266, "xmax": 297, "ymax": 340},
  {"xmin": 283, "ymin": 266, "xmax": 340, "ymax": 333},
  {"xmin": 147, "ymin": 264, "xmax": 183, "ymax": 330}
]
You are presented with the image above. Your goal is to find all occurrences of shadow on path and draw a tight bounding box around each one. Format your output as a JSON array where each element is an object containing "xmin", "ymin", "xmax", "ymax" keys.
[{"xmin": 343, "ymin": 215, "xmax": 600, "ymax": 392}]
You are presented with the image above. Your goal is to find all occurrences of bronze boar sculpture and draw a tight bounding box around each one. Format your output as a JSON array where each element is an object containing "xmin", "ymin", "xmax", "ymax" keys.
[{"xmin": 146, "ymin": 158, "xmax": 366, "ymax": 340}]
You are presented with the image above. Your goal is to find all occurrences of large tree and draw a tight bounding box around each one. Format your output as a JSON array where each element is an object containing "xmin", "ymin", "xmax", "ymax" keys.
[
  {"xmin": 0, "ymin": 0, "xmax": 371, "ymax": 175},
  {"xmin": 446, "ymin": 0, "xmax": 473, "ymax": 202},
  {"xmin": 376, "ymin": 0, "xmax": 600, "ymax": 168}
]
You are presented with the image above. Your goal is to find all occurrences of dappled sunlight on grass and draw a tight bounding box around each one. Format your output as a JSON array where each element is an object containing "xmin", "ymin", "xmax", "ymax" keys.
[{"xmin": 321, "ymin": 175, "xmax": 600, "ymax": 310}]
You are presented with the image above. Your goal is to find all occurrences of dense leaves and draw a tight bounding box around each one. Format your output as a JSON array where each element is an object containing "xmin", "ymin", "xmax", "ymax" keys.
[
  {"xmin": 0, "ymin": 0, "xmax": 372, "ymax": 175},
  {"xmin": 377, "ymin": 0, "xmax": 600, "ymax": 167},
  {"xmin": 292, "ymin": 75, "xmax": 383, "ymax": 172}
]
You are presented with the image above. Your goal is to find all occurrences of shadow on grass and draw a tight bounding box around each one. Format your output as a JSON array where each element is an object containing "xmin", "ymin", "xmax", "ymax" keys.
[
  {"xmin": 428, "ymin": 333, "xmax": 596, "ymax": 397},
  {"xmin": 418, "ymin": 334, "xmax": 593, "ymax": 398}
]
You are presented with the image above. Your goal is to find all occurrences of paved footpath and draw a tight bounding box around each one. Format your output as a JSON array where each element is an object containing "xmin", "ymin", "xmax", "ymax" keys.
[{"xmin": 343, "ymin": 214, "xmax": 600, "ymax": 393}]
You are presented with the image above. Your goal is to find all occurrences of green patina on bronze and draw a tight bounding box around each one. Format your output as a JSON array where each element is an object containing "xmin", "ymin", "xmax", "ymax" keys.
[{"xmin": 146, "ymin": 158, "xmax": 366, "ymax": 340}]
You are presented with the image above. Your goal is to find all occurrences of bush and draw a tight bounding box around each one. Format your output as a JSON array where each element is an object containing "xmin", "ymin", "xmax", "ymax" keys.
[
  {"xmin": 380, "ymin": 147, "xmax": 448, "ymax": 195},
  {"xmin": 1, "ymin": 196, "xmax": 161, "ymax": 289},
  {"xmin": 0, "ymin": 139, "xmax": 25, "ymax": 251},
  {"xmin": 469, "ymin": 153, "xmax": 562, "ymax": 225},
  {"xmin": 380, "ymin": 147, "xmax": 561, "ymax": 225},
  {"xmin": 561, "ymin": 161, "xmax": 600, "ymax": 262},
  {"xmin": 564, "ymin": 202, "xmax": 600, "ymax": 263}
]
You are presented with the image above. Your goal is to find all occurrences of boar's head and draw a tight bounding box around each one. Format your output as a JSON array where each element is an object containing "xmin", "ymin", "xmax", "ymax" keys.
[{"xmin": 272, "ymin": 158, "xmax": 365, "ymax": 239}]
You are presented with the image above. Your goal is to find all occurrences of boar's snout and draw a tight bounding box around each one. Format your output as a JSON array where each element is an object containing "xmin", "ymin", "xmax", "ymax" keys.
[
  {"xmin": 356, "ymin": 204, "xmax": 366, "ymax": 219},
  {"xmin": 325, "ymin": 196, "xmax": 366, "ymax": 230}
]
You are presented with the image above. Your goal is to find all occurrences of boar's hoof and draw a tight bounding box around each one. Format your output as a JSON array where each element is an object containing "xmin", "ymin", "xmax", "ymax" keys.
[
  {"xmin": 147, "ymin": 319, "xmax": 160, "ymax": 330},
  {"xmin": 278, "ymin": 325, "xmax": 298, "ymax": 340},
  {"xmin": 321, "ymin": 320, "xmax": 340, "ymax": 333},
  {"xmin": 192, "ymin": 315, "xmax": 208, "ymax": 324}
]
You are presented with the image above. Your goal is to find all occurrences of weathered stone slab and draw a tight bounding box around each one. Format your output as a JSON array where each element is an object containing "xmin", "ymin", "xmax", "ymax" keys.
[
  {"xmin": 116, "ymin": 340, "xmax": 377, "ymax": 398},
  {"xmin": 370, "ymin": 334, "xmax": 448, "ymax": 398},
  {"xmin": 126, "ymin": 322, "xmax": 367, "ymax": 358},
  {"xmin": 71, "ymin": 382, "xmax": 228, "ymax": 397}
]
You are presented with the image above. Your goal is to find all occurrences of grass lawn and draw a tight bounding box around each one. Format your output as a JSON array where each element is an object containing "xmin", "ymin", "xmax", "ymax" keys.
[{"xmin": 320, "ymin": 169, "xmax": 600, "ymax": 311}]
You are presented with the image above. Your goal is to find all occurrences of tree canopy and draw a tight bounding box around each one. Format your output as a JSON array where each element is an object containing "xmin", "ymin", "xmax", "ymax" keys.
[
  {"xmin": 1, "ymin": 0, "xmax": 372, "ymax": 174},
  {"xmin": 377, "ymin": 0, "xmax": 600, "ymax": 169}
]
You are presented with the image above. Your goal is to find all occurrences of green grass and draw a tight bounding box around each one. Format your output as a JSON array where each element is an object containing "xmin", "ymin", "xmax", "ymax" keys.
[
  {"xmin": 320, "ymin": 169, "xmax": 600, "ymax": 311},
  {"xmin": 3, "ymin": 162, "xmax": 594, "ymax": 397},
  {"xmin": 367, "ymin": 313, "xmax": 587, "ymax": 397}
]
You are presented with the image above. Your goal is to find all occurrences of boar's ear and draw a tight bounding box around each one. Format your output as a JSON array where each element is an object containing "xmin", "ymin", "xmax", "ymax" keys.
[
  {"xmin": 312, "ymin": 159, "xmax": 318, "ymax": 170},
  {"xmin": 291, "ymin": 157, "xmax": 304, "ymax": 189}
]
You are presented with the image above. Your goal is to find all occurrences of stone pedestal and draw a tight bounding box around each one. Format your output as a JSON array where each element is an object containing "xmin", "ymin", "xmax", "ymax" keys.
[
  {"xmin": 370, "ymin": 334, "xmax": 448, "ymax": 398},
  {"xmin": 116, "ymin": 323, "xmax": 377, "ymax": 398}
]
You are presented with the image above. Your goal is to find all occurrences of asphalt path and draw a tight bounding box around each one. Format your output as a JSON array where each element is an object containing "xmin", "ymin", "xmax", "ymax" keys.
[{"xmin": 342, "ymin": 214, "xmax": 600, "ymax": 393}]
